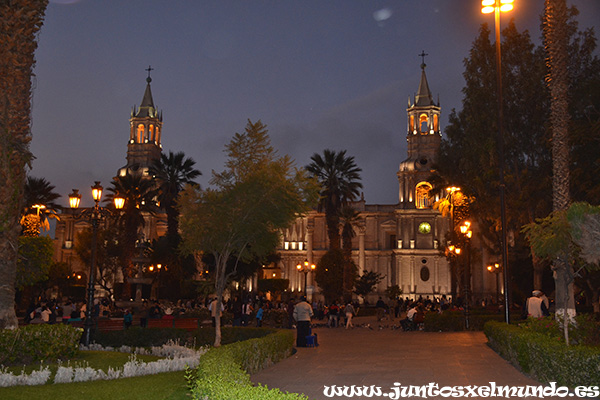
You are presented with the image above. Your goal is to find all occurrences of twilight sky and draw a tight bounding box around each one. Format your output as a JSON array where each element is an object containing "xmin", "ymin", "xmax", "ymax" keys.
[{"xmin": 30, "ymin": 0, "xmax": 599, "ymax": 208}]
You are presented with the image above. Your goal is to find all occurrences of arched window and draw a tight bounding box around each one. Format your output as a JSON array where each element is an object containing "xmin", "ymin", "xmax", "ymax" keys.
[
  {"xmin": 419, "ymin": 114, "xmax": 428, "ymax": 134},
  {"xmin": 137, "ymin": 124, "xmax": 145, "ymax": 143},
  {"xmin": 149, "ymin": 125, "xmax": 154, "ymax": 142},
  {"xmin": 410, "ymin": 115, "xmax": 415, "ymax": 132},
  {"xmin": 415, "ymin": 182, "xmax": 433, "ymax": 209},
  {"xmin": 433, "ymin": 114, "xmax": 439, "ymax": 132}
]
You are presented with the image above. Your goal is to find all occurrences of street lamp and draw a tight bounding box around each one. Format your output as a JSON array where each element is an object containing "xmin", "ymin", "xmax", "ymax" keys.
[
  {"xmin": 459, "ymin": 220, "xmax": 473, "ymax": 329},
  {"xmin": 446, "ymin": 186, "xmax": 462, "ymax": 300},
  {"xmin": 487, "ymin": 263, "xmax": 502, "ymax": 304},
  {"xmin": 296, "ymin": 259, "xmax": 316, "ymax": 297},
  {"xmin": 482, "ymin": 0, "xmax": 514, "ymax": 325},
  {"xmin": 69, "ymin": 182, "xmax": 124, "ymax": 346}
]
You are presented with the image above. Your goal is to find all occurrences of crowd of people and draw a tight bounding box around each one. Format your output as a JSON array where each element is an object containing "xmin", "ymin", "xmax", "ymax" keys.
[{"xmin": 23, "ymin": 289, "xmax": 553, "ymax": 341}]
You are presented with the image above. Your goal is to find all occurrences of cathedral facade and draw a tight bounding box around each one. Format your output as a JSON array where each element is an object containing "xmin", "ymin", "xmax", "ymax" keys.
[
  {"xmin": 53, "ymin": 66, "xmax": 498, "ymax": 302},
  {"xmin": 277, "ymin": 64, "xmax": 453, "ymax": 302}
]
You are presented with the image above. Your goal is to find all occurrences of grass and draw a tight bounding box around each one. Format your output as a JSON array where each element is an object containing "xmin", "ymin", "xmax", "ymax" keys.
[
  {"xmin": 0, "ymin": 370, "xmax": 189, "ymax": 400},
  {"xmin": 0, "ymin": 351, "xmax": 190, "ymax": 400}
]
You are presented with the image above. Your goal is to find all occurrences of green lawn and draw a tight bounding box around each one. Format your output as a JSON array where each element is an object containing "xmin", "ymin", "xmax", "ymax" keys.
[{"xmin": 0, "ymin": 351, "xmax": 191, "ymax": 400}]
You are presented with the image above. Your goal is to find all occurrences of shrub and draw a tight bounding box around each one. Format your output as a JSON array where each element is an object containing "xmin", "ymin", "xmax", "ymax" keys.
[
  {"xmin": 187, "ymin": 330, "xmax": 306, "ymax": 400},
  {"xmin": 192, "ymin": 327, "xmax": 276, "ymax": 347},
  {"xmin": 262, "ymin": 309, "xmax": 288, "ymax": 328},
  {"xmin": 93, "ymin": 326, "xmax": 192, "ymax": 348},
  {"xmin": 424, "ymin": 311, "xmax": 464, "ymax": 331},
  {"xmin": 485, "ymin": 321, "xmax": 600, "ymax": 387},
  {"xmin": 93, "ymin": 326, "xmax": 276, "ymax": 348},
  {"xmin": 0, "ymin": 324, "xmax": 81, "ymax": 365},
  {"xmin": 518, "ymin": 314, "xmax": 600, "ymax": 347},
  {"xmin": 424, "ymin": 310, "xmax": 510, "ymax": 331}
]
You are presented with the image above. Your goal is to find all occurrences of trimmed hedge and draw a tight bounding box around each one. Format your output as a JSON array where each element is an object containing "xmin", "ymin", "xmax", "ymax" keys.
[
  {"xmin": 187, "ymin": 330, "xmax": 307, "ymax": 400},
  {"xmin": 424, "ymin": 310, "xmax": 507, "ymax": 331},
  {"xmin": 0, "ymin": 324, "xmax": 81, "ymax": 365},
  {"xmin": 93, "ymin": 326, "xmax": 276, "ymax": 348},
  {"xmin": 484, "ymin": 321, "xmax": 600, "ymax": 387}
]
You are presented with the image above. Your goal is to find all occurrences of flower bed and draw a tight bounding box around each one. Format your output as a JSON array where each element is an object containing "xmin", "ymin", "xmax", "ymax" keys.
[{"xmin": 0, "ymin": 341, "xmax": 205, "ymax": 387}]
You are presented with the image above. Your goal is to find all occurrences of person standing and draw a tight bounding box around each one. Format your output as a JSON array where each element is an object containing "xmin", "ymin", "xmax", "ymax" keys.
[
  {"xmin": 525, "ymin": 290, "xmax": 549, "ymax": 318},
  {"xmin": 256, "ymin": 304, "xmax": 264, "ymax": 327},
  {"xmin": 344, "ymin": 302, "xmax": 355, "ymax": 329},
  {"xmin": 293, "ymin": 296, "xmax": 313, "ymax": 347}
]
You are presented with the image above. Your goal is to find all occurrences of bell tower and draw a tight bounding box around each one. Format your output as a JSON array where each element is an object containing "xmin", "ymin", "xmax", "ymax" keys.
[
  {"xmin": 118, "ymin": 66, "xmax": 163, "ymax": 178},
  {"xmin": 397, "ymin": 55, "xmax": 441, "ymax": 209}
]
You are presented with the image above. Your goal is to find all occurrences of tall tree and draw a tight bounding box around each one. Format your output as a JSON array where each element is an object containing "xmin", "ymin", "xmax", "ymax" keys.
[
  {"xmin": 20, "ymin": 176, "xmax": 61, "ymax": 236},
  {"xmin": 0, "ymin": 0, "xmax": 48, "ymax": 329},
  {"xmin": 306, "ymin": 149, "xmax": 362, "ymax": 250},
  {"xmin": 437, "ymin": 21, "xmax": 551, "ymax": 273},
  {"xmin": 149, "ymin": 150, "xmax": 201, "ymax": 242},
  {"xmin": 179, "ymin": 120, "xmax": 317, "ymax": 346},
  {"xmin": 437, "ymin": 12, "xmax": 599, "ymax": 303},
  {"xmin": 544, "ymin": 0, "xmax": 575, "ymax": 330}
]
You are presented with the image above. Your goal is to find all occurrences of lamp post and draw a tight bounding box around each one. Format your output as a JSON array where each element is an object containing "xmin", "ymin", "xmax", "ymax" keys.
[
  {"xmin": 482, "ymin": 0, "xmax": 514, "ymax": 324},
  {"xmin": 296, "ymin": 259, "xmax": 316, "ymax": 297},
  {"xmin": 446, "ymin": 186, "xmax": 461, "ymax": 300},
  {"xmin": 69, "ymin": 182, "xmax": 124, "ymax": 346},
  {"xmin": 487, "ymin": 263, "xmax": 502, "ymax": 304},
  {"xmin": 459, "ymin": 221, "xmax": 473, "ymax": 329}
]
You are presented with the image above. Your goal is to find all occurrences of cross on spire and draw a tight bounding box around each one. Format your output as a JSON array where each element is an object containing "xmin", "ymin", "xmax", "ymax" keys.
[
  {"xmin": 418, "ymin": 51, "xmax": 428, "ymax": 69},
  {"xmin": 145, "ymin": 65, "xmax": 154, "ymax": 83}
]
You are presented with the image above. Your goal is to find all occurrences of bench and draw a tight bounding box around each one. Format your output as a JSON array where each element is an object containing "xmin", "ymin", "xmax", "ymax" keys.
[
  {"xmin": 147, "ymin": 318, "xmax": 202, "ymax": 331},
  {"xmin": 97, "ymin": 318, "xmax": 125, "ymax": 331},
  {"xmin": 147, "ymin": 318, "xmax": 175, "ymax": 328},
  {"xmin": 173, "ymin": 318, "xmax": 201, "ymax": 330}
]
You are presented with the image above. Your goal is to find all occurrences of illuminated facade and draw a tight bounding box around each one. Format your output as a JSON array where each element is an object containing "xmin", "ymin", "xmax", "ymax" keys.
[{"xmin": 278, "ymin": 64, "xmax": 453, "ymax": 301}]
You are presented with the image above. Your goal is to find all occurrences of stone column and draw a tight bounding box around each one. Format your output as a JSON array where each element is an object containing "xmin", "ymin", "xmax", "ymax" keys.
[{"xmin": 358, "ymin": 224, "xmax": 366, "ymax": 275}]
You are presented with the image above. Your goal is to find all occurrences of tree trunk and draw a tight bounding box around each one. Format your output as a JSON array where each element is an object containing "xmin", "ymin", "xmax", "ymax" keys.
[
  {"xmin": 545, "ymin": 0, "xmax": 575, "ymax": 334},
  {"xmin": 0, "ymin": 0, "xmax": 48, "ymax": 330}
]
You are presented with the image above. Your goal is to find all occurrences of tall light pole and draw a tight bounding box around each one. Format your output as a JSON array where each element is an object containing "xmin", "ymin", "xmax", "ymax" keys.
[
  {"xmin": 296, "ymin": 259, "xmax": 316, "ymax": 297},
  {"xmin": 69, "ymin": 182, "xmax": 124, "ymax": 346},
  {"xmin": 482, "ymin": 0, "xmax": 514, "ymax": 324},
  {"xmin": 446, "ymin": 186, "xmax": 461, "ymax": 301},
  {"xmin": 459, "ymin": 221, "xmax": 473, "ymax": 329}
]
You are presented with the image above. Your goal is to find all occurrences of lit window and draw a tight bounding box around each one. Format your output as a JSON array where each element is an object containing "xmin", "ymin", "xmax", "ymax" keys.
[
  {"xmin": 415, "ymin": 182, "xmax": 433, "ymax": 209},
  {"xmin": 284, "ymin": 241, "xmax": 289, "ymax": 250},
  {"xmin": 137, "ymin": 124, "xmax": 144, "ymax": 143},
  {"xmin": 420, "ymin": 114, "xmax": 428, "ymax": 134},
  {"xmin": 298, "ymin": 242, "xmax": 304, "ymax": 251}
]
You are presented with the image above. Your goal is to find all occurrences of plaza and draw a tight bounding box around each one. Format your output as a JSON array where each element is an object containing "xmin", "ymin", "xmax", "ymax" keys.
[{"xmin": 252, "ymin": 315, "xmax": 569, "ymax": 400}]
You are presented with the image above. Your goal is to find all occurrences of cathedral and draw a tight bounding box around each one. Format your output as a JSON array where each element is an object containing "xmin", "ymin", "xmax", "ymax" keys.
[
  {"xmin": 277, "ymin": 62, "xmax": 453, "ymax": 302},
  {"xmin": 53, "ymin": 64, "xmax": 497, "ymax": 303}
]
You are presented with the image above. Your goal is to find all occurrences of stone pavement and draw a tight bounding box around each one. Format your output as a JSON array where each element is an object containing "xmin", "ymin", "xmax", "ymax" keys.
[{"xmin": 251, "ymin": 315, "xmax": 568, "ymax": 400}]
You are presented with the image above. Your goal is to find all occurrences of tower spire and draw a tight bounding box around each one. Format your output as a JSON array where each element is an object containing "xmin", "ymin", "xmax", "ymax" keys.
[{"xmin": 415, "ymin": 52, "xmax": 433, "ymax": 107}]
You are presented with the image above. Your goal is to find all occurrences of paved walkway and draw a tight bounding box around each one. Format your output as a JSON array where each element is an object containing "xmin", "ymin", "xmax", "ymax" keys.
[{"xmin": 251, "ymin": 315, "xmax": 564, "ymax": 400}]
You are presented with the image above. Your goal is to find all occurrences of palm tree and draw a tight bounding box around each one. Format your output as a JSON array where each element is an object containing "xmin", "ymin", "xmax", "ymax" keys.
[
  {"xmin": 306, "ymin": 149, "xmax": 362, "ymax": 250},
  {"xmin": 20, "ymin": 176, "xmax": 61, "ymax": 236},
  {"xmin": 544, "ymin": 0, "xmax": 575, "ymax": 339},
  {"xmin": 149, "ymin": 151, "xmax": 201, "ymax": 242},
  {"xmin": 339, "ymin": 205, "xmax": 360, "ymax": 302},
  {"xmin": 0, "ymin": 0, "xmax": 48, "ymax": 329},
  {"xmin": 107, "ymin": 174, "xmax": 157, "ymax": 299}
]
